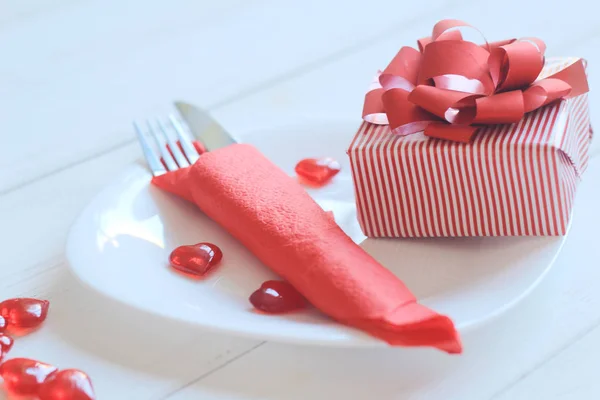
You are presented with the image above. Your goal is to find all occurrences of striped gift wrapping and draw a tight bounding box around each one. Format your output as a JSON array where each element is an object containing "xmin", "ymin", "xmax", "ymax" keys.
[{"xmin": 347, "ymin": 62, "xmax": 591, "ymax": 238}]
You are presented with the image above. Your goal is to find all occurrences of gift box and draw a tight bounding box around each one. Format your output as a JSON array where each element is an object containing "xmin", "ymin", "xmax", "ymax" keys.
[{"xmin": 347, "ymin": 20, "xmax": 591, "ymax": 238}]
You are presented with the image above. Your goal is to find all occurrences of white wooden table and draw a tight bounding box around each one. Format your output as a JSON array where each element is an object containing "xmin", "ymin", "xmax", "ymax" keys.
[{"xmin": 1, "ymin": 1, "xmax": 599, "ymax": 398}]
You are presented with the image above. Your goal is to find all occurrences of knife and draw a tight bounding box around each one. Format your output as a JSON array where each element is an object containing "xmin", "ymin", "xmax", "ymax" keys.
[{"xmin": 174, "ymin": 101, "xmax": 237, "ymax": 151}]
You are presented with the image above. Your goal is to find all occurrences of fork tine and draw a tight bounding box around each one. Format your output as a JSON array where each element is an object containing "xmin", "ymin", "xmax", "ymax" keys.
[
  {"xmin": 133, "ymin": 121, "xmax": 167, "ymax": 176},
  {"xmin": 147, "ymin": 120, "xmax": 178, "ymax": 171},
  {"xmin": 157, "ymin": 119, "xmax": 190, "ymax": 168},
  {"xmin": 169, "ymin": 114, "xmax": 200, "ymax": 164}
]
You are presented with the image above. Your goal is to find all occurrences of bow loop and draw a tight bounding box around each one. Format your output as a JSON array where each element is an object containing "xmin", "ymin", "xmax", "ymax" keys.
[
  {"xmin": 379, "ymin": 46, "xmax": 421, "ymax": 91},
  {"xmin": 523, "ymin": 78, "xmax": 572, "ymax": 112},
  {"xmin": 418, "ymin": 41, "xmax": 492, "ymax": 89},
  {"xmin": 361, "ymin": 20, "xmax": 589, "ymax": 143},
  {"xmin": 408, "ymin": 86, "xmax": 478, "ymax": 124},
  {"xmin": 473, "ymin": 91, "xmax": 525, "ymax": 124},
  {"xmin": 381, "ymin": 88, "xmax": 441, "ymax": 136},
  {"xmin": 489, "ymin": 40, "xmax": 545, "ymax": 92}
]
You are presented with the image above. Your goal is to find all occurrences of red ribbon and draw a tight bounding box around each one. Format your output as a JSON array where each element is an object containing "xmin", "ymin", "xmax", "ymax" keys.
[{"xmin": 362, "ymin": 19, "xmax": 589, "ymax": 142}]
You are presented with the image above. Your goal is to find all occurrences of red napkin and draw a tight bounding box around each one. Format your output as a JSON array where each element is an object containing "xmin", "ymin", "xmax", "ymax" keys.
[{"xmin": 153, "ymin": 144, "xmax": 461, "ymax": 353}]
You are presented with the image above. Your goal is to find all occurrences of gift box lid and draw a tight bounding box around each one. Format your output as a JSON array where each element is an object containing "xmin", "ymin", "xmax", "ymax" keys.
[{"xmin": 349, "ymin": 58, "xmax": 592, "ymax": 178}]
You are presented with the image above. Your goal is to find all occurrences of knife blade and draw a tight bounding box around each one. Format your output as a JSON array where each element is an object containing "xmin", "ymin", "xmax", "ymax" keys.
[{"xmin": 174, "ymin": 101, "xmax": 237, "ymax": 151}]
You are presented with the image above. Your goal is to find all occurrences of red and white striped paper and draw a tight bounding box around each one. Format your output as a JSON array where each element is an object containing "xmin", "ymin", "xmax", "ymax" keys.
[{"xmin": 348, "ymin": 60, "xmax": 591, "ymax": 238}]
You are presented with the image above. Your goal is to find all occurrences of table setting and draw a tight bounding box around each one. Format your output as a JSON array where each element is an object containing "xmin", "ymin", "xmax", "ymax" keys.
[{"xmin": 2, "ymin": 2, "xmax": 600, "ymax": 399}]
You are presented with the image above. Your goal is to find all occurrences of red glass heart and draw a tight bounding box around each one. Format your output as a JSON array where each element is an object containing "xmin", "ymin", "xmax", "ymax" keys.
[
  {"xmin": 39, "ymin": 369, "xmax": 96, "ymax": 400},
  {"xmin": 0, "ymin": 335, "xmax": 14, "ymax": 361},
  {"xmin": 0, "ymin": 315, "xmax": 6, "ymax": 333},
  {"xmin": 0, "ymin": 298, "xmax": 50, "ymax": 331},
  {"xmin": 295, "ymin": 157, "xmax": 341, "ymax": 186},
  {"xmin": 249, "ymin": 280, "xmax": 307, "ymax": 313},
  {"xmin": 169, "ymin": 243, "xmax": 223, "ymax": 277},
  {"xmin": 0, "ymin": 358, "xmax": 58, "ymax": 396}
]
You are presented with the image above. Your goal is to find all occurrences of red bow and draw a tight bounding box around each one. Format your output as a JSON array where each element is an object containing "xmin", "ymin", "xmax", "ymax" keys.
[{"xmin": 362, "ymin": 19, "xmax": 589, "ymax": 142}]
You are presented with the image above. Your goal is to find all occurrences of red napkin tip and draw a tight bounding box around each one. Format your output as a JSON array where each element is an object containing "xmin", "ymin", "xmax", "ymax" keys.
[{"xmin": 349, "ymin": 301, "xmax": 462, "ymax": 354}]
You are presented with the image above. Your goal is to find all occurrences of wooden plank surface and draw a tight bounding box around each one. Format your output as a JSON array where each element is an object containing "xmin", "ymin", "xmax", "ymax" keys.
[{"xmin": 0, "ymin": 0, "xmax": 458, "ymax": 193}]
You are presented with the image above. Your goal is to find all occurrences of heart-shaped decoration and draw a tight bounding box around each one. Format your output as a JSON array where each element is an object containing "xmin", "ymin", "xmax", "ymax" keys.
[
  {"xmin": 0, "ymin": 298, "xmax": 50, "ymax": 331},
  {"xmin": 169, "ymin": 242, "xmax": 223, "ymax": 277},
  {"xmin": 295, "ymin": 157, "xmax": 341, "ymax": 186},
  {"xmin": 249, "ymin": 280, "xmax": 307, "ymax": 313},
  {"xmin": 0, "ymin": 334, "xmax": 14, "ymax": 361},
  {"xmin": 38, "ymin": 369, "xmax": 96, "ymax": 400},
  {"xmin": 0, "ymin": 357, "xmax": 58, "ymax": 396}
]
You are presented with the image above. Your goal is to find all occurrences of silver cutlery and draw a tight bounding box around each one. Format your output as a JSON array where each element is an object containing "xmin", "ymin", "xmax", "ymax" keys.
[
  {"xmin": 174, "ymin": 102, "xmax": 236, "ymax": 151},
  {"xmin": 133, "ymin": 102, "xmax": 235, "ymax": 175}
]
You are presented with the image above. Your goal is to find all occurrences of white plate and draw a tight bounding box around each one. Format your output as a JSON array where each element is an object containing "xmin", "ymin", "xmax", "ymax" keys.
[{"xmin": 66, "ymin": 120, "xmax": 566, "ymax": 347}]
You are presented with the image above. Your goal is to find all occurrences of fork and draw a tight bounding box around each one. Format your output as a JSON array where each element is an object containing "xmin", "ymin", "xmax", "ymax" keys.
[{"xmin": 133, "ymin": 115, "xmax": 201, "ymax": 176}]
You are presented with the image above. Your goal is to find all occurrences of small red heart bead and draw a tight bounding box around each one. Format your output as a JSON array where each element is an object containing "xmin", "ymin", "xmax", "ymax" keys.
[
  {"xmin": 249, "ymin": 280, "xmax": 307, "ymax": 313},
  {"xmin": 39, "ymin": 369, "xmax": 96, "ymax": 400},
  {"xmin": 0, "ymin": 334, "xmax": 14, "ymax": 361},
  {"xmin": 0, "ymin": 298, "xmax": 50, "ymax": 331},
  {"xmin": 0, "ymin": 357, "xmax": 58, "ymax": 396},
  {"xmin": 295, "ymin": 157, "xmax": 341, "ymax": 185},
  {"xmin": 169, "ymin": 243, "xmax": 223, "ymax": 277}
]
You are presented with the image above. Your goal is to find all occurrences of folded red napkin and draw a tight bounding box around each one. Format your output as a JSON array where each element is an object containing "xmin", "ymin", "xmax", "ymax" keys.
[{"xmin": 153, "ymin": 144, "xmax": 461, "ymax": 353}]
